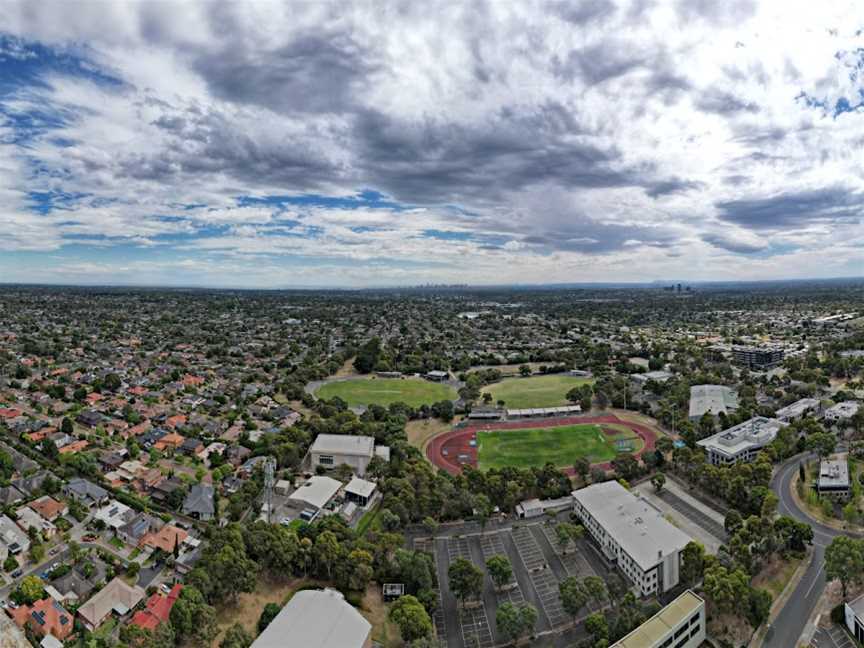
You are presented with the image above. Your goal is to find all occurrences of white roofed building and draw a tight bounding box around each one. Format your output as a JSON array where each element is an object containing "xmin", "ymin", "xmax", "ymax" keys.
[
  {"xmin": 288, "ymin": 476, "xmax": 342, "ymax": 511},
  {"xmin": 251, "ymin": 588, "xmax": 372, "ymax": 648},
  {"xmin": 572, "ymin": 481, "xmax": 691, "ymax": 597},
  {"xmin": 697, "ymin": 417, "xmax": 785, "ymax": 466},
  {"xmin": 308, "ymin": 434, "xmax": 387, "ymax": 477},
  {"xmin": 775, "ymin": 398, "xmax": 822, "ymax": 423}
]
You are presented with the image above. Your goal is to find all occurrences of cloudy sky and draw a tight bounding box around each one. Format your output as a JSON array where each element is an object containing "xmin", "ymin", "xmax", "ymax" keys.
[{"xmin": 1, "ymin": 0, "xmax": 863, "ymax": 287}]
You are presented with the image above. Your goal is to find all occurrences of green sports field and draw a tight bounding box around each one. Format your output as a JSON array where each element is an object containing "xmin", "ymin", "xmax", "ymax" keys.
[
  {"xmin": 315, "ymin": 377, "xmax": 457, "ymax": 408},
  {"xmin": 477, "ymin": 424, "xmax": 635, "ymax": 470},
  {"xmin": 481, "ymin": 374, "xmax": 595, "ymax": 409}
]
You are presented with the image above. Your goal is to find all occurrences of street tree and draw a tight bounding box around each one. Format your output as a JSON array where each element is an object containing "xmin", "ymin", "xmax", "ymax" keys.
[
  {"xmin": 485, "ymin": 555, "xmax": 513, "ymax": 591},
  {"xmin": 825, "ymin": 536, "xmax": 864, "ymax": 599},
  {"xmin": 651, "ymin": 472, "xmax": 666, "ymax": 492},
  {"xmin": 558, "ymin": 577, "xmax": 587, "ymax": 621},
  {"xmin": 389, "ymin": 595, "xmax": 433, "ymax": 642},
  {"xmin": 448, "ymin": 558, "xmax": 483, "ymax": 607}
]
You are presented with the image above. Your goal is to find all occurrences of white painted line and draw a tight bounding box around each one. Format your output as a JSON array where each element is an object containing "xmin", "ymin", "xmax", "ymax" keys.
[{"xmin": 805, "ymin": 562, "xmax": 825, "ymax": 598}]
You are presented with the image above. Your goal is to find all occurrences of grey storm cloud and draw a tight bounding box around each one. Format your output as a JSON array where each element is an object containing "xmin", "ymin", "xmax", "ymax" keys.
[
  {"xmin": 701, "ymin": 232, "xmax": 767, "ymax": 253},
  {"xmin": 715, "ymin": 187, "xmax": 864, "ymax": 230},
  {"xmin": 696, "ymin": 88, "xmax": 760, "ymax": 115},
  {"xmin": 189, "ymin": 30, "xmax": 379, "ymax": 115}
]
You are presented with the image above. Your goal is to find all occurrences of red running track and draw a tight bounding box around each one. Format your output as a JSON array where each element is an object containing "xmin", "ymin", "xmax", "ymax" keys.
[{"xmin": 426, "ymin": 414, "xmax": 659, "ymax": 476}]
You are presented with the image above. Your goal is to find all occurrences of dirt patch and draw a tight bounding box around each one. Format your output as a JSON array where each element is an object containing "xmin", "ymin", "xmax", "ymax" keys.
[
  {"xmin": 752, "ymin": 555, "xmax": 801, "ymax": 599},
  {"xmin": 360, "ymin": 584, "xmax": 402, "ymax": 648},
  {"xmin": 332, "ymin": 358, "xmax": 359, "ymax": 378},
  {"xmin": 406, "ymin": 417, "xmax": 461, "ymax": 453},
  {"xmin": 210, "ymin": 578, "xmax": 320, "ymax": 647},
  {"xmin": 707, "ymin": 611, "xmax": 754, "ymax": 647}
]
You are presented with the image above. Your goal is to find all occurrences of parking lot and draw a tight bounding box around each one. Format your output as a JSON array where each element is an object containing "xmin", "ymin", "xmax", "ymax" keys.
[
  {"xmin": 811, "ymin": 625, "xmax": 856, "ymax": 648},
  {"xmin": 634, "ymin": 480, "xmax": 727, "ymax": 554},
  {"xmin": 421, "ymin": 519, "xmax": 614, "ymax": 647}
]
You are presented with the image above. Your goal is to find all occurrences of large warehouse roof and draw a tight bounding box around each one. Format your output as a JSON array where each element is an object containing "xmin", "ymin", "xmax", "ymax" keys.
[
  {"xmin": 251, "ymin": 588, "xmax": 371, "ymax": 648},
  {"xmin": 688, "ymin": 384, "xmax": 738, "ymax": 419},
  {"xmin": 310, "ymin": 434, "xmax": 375, "ymax": 458}
]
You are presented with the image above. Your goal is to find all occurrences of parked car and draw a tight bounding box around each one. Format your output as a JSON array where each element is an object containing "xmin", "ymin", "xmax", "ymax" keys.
[{"xmin": 11, "ymin": 569, "xmax": 22, "ymax": 578}]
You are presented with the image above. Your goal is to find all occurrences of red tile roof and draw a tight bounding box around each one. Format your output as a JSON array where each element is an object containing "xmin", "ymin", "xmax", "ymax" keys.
[{"xmin": 130, "ymin": 584, "xmax": 183, "ymax": 631}]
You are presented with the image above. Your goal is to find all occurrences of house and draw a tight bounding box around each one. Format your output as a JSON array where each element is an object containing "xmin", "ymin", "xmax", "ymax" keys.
[
  {"xmin": 179, "ymin": 438, "xmax": 204, "ymax": 456},
  {"xmin": 572, "ymin": 481, "xmax": 691, "ymax": 597},
  {"xmin": 846, "ymin": 590, "xmax": 864, "ymax": 642},
  {"xmin": 182, "ymin": 484, "xmax": 215, "ymax": 521},
  {"xmin": 225, "ymin": 445, "xmax": 252, "ymax": 467},
  {"xmin": 344, "ymin": 477, "xmax": 376, "ymax": 508},
  {"xmin": 425, "ymin": 370, "xmax": 449, "ymax": 382},
  {"xmin": 697, "ymin": 417, "xmax": 785, "ymax": 466},
  {"xmin": 240, "ymin": 455, "xmax": 271, "ymax": 478},
  {"xmin": 76, "ymin": 410, "xmax": 105, "ymax": 428},
  {"xmin": 815, "ymin": 459, "xmax": 851, "ymax": 501},
  {"xmin": 150, "ymin": 476, "xmax": 184, "ymax": 504},
  {"xmin": 308, "ymin": 434, "xmax": 386, "ymax": 477},
  {"xmin": 94, "ymin": 500, "xmax": 134, "ymax": 530},
  {"xmin": 77, "ymin": 577, "xmax": 145, "ymax": 631},
  {"xmin": 27, "ymin": 496, "xmax": 68, "ymax": 522},
  {"xmin": 58, "ymin": 439, "xmax": 89, "ymax": 454},
  {"xmin": 630, "ymin": 370, "xmax": 674, "ymax": 390},
  {"xmin": 250, "ymin": 588, "xmax": 372, "ymax": 648},
  {"xmin": 611, "ymin": 590, "xmax": 705, "ymax": 648},
  {"xmin": 8, "ymin": 597, "xmax": 74, "ymax": 642},
  {"xmin": 0, "ymin": 484, "xmax": 25, "ymax": 507},
  {"xmin": 117, "ymin": 512, "xmax": 159, "ymax": 547},
  {"xmin": 140, "ymin": 524, "xmax": 188, "ymax": 554},
  {"xmin": 153, "ymin": 432, "xmax": 185, "ymax": 452},
  {"xmin": 15, "ymin": 506, "xmax": 57, "ymax": 539},
  {"xmin": 99, "ymin": 451, "xmax": 127, "ymax": 472},
  {"xmin": 130, "ymin": 584, "xmax": 183, "ymax": 632},
  {"xmin": 0, "ymin": 514, "xmax": 30, "ymax": 560},
  {"xmin": 49, "ymin": 570, "xmax": 96, "ymax": 605},
  {"xmin": 63, "ymin": 478, "xmax": 109, "ymax": 508}
]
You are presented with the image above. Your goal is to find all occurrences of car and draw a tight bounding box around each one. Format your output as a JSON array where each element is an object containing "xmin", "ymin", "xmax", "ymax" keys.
[
  {"xmin": 49, "ymin": 547, "xmax": 59, "ymax": 556},
  {"xmin": 8, "ymin": 601, "xmax": 18, "ymax": 609},
  {"xmin": 51, "ymin": 562, "xmax": 59, "ymax": 570},
  {"xmin": 160, "ymin": 584, "xmax": 171, "ymax": 594},
  {"xmin": 83, "ymin": 534, "xmax": 98, "ymax": 542},
  {"xmin": 11, "ymin": 569, "xmax": 22, "ymax": 578},
  {"xmin": 0, "ymin": 600, "xmax": 6, "ymax": 609}
]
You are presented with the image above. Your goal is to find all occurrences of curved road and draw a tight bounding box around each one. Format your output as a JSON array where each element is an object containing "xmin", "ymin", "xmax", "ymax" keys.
[{"xmin": 767, "ymin": 453, "xmax": 854, "ymax": 648}]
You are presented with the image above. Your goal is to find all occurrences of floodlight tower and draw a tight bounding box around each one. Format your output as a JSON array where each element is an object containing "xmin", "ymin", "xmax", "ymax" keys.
[{"xmin": 264, "ymin": 456, "xmax": 276, "ymax": 524}]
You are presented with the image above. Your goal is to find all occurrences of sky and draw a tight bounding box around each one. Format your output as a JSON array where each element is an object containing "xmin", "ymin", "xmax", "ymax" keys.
[{"xmin": 0, "ymin": 0, "xmax": 863, "ymax": 288}]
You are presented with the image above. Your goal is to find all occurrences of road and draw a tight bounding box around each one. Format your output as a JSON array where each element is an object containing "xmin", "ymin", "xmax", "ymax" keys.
[{"xmin": 766, "ymin": 454, "xmax": 851, "ymax": 648}]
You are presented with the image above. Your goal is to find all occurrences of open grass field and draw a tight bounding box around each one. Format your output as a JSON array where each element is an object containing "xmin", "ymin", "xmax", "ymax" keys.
[
  {"xmin": 477, "ymin": 423, "xmax": 618, "ymax": 470},
  {"xmin": 481, "ymin": 374, "xmax": 594, "ymax": 408},
  {"xmin": 315, "ymin": 377, "xmax": 457, "ymax": 408}
]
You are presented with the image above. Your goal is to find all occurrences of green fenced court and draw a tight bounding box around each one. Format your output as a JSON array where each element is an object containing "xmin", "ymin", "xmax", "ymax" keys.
[
  {"xmin": 476, "ymin": 423, "xmax": 637, "ymax": 470},
  {"xmin": 480, "ymin": 374, "xmax": 595, "ymax": 409},
  {"xmin": 315, "ymin": 377, "xmax": 457, "ymax": 408}
]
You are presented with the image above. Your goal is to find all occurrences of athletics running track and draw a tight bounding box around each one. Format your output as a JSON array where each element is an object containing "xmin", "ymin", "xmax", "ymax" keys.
[{"xmin": 426, "ymin": 414, "xmax": 659, "ymax": 476}]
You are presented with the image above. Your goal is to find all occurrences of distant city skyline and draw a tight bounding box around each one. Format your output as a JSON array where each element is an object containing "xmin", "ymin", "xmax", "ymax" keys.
[{"xmin": 1, "ymin": 1, "xmax": 863, "ymax": 287}]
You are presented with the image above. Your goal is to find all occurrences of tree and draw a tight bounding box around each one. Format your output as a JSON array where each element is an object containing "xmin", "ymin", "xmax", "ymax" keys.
[
  {"xmin": 558, "ymin": 577, "xmax": 588, "ymax": 620},
  {"xmin": 495, "ymin": 602, "xmax": 537, "ymax": 644},
  {"xmin": 170, "ymin": 586, "xmax": 218, "ymax": 643},
  {"xmin": 389, "ymin": 595, "xmax": 433, "ymax": 642},
  {"xmin": 42, "ymin": 438, "xmax": 58, "ymax": 462},
  {"xmin": 611, "ymin": 453, "xmax": 639, "ymax": 481},
  {"xmin": 807, "ymin": 432, "xmax": 837, "ymax": 459},
  {"xmin": 681, "ymin": 541, "xmax": 706, "ymax": 586},
  {"xmin": 61, "ymin": 417, "xmax": 74, "ymax": 435},
  {"xmin": 584, "ymin": 612, "xmax": 609, "ymax": 645},
  {"xmin": 3, "ymin": 555, "xmax": 17, "ymax": 572},
  {"xmin": 572, "ymin": 457, "xmax": 590, "ymax": 482},
  {"xmin": 18, "ymin": 575, "xmax": 44, "ymax": 604},
  {"xmin": 519, "ymin": 365, "xmax": 531, "ymax": 377},
  {"xmin": 746, "ymin": 588, "xmax": 772, "ymax": 629},
  {"xmin": 448, "ymin": 558, "xmax": 483, "ymax": 606},
  {"xmin": 258, "ymin": 603, "xmax": 281, "ymax": 633},
  {"xmin": 29, "ymin": 540, "xmax": 45, "ymax": 564},
  {"xmin": 703, "ymin": 564, "xmax": 749, "ymax": 614},
  {"xmin": 314, "ymin": 530, "xmax": 341, "ymax": 579},
  {"xmin": 825, "ymin": 536, "xmax": 864, "ymax": 599},
  {"xmin": 348, "ymin": 549, "xmax": 374, "ymax": 591},
  {"xmin": 724, "ymin": 509, "xmax": 743, "ymax": 535},
  {"xmin": 486, "ymin": 555, "xmax": 513, "ymax": 591},
  {"xmin": 582, "ymin": 576, "xmax": 607, "ymax": 607},
  {"xmin": 651, "ymin": 472, "xmax": 666, "ymax": 492},
  {"xmin": 555, "ymin": 522, "xmax": 583, "ymax": 555},
  {"xmin": 473, "ymin": 493, "xmax": 494, "ymax": 534},
  {"xmin": 220, "ymin": 624, "xmax": 252, "ymax": 648}
]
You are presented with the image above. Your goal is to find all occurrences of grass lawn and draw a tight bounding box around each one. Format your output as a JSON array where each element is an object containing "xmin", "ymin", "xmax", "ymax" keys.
[
  {"xmin": 481, "ymin": 374, "xmax": 594, "ymax": 409},
  {"xmin": 357, "ymin": 503, "xmax": 382, "ymax": 536},
  {"xmin": 108, "ymin": 536, "xmax": 125, "ymax": 550},
  {"xmin": 477, "ymin": 424, "xmax": 616, "ymax": 470},
  {"xmin": 315, "ymin": 377, "xmax": 456, "ymax": 408}
]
